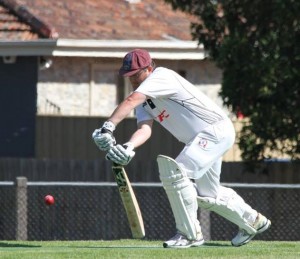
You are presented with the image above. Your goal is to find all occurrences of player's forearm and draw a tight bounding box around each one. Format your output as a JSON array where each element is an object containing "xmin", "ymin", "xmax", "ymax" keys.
[
  {"xmin": 128, "ymin": 121, "xmax": 152, "ymax": 148},
  {"xmin": 108, "ymin": 92, "xmax": 146, "ymax": 126},
  {"xmin": 108, "ymin": 101, "xmax": 133, "ymax": 126}
]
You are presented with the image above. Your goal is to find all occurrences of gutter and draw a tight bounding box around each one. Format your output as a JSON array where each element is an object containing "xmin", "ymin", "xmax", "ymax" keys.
[{"xmin": 0, "ymin": 39, "xmax": 206, "ymax": 60}]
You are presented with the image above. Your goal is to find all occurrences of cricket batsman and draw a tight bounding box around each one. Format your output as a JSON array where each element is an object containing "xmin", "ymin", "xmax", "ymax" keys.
[{"xmin": 92, "ymin": 49, "xmax": 271, "ymax": 248}]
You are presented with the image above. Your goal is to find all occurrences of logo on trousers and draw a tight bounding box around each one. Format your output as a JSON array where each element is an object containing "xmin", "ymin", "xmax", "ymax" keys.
[{"xmin": 198, "ymin": 138, "xmax": 208, "ymax": 148}]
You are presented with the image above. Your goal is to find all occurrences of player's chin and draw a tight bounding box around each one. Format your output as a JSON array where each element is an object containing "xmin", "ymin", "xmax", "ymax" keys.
[
  {"xmin": 129, "ymin": 80, "xmax": 140, "ymax": 88},
  {"xmin": 130, "ymin": 82, "xmax": 138, "ymax": 87}
]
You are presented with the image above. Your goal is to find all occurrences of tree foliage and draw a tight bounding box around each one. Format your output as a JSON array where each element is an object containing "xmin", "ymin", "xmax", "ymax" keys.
[{"xmin": 165, "ymin": 0, "xmax": 300, "ymax": 161}]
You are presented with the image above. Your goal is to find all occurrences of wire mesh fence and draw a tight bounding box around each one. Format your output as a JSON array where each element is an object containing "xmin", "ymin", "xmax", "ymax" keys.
[
  {"xmin": 210, "ymin": 184, "xmax": 300, "ymax": 241},
  {"xmin": 1, "ymin": 179, "xmax": 300, "ymax": 241}
]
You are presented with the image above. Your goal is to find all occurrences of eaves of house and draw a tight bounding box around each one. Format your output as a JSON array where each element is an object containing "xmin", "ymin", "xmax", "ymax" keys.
[
  {"xmin": 0, "ymin": 39, "xmax": 206, "ymax": 60},
  {"xmin": 0, "ymin": 0, "xmax": 205, "ymax": 60}
]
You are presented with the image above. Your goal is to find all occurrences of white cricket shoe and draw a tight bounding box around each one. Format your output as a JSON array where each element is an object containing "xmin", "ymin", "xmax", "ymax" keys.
[
  {"xmin": 163, "ymin": 233, "xmax": 204, "ymax": 248},
  {"xmin": 231, "ymin": 213, "xmax": 271, "ymax": 247}
]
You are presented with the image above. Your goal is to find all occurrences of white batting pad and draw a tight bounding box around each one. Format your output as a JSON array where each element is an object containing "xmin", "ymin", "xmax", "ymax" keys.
[
  {"xmin": 157, "ymin": 155, "xmax": 202, "ymax": 240},
  {"xmin": 197, "ymin": 186, "xmax": 257, "ymax": 234}
]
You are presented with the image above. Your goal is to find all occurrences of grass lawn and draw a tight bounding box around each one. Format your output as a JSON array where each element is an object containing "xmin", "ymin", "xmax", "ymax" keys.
[{"xmin": 0, "ymin": 240, "xmax": 299, "ymax": 259}]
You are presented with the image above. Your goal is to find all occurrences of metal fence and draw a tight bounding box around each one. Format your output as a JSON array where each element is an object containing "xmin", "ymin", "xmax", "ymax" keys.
[{"xmin": 1, "ymin": 178, "xmax": 300, "ymax": 241}]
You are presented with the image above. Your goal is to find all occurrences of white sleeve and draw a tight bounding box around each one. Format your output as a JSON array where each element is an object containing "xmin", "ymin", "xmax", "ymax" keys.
[
  {"xmin": 135, "ymin": 68, "xmax": 178, "ymax": 98},
  {"xmin": 135, "ymin": 104, "xmax": 153, "ymax": 124}
]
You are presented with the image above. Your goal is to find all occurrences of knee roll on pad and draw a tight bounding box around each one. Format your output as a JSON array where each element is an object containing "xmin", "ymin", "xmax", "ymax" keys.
[
  {"xmin": 197, "ymin": 186, "xmax": 257, "ymax": 234},
  {"xmin": 157, "ymin": 155, "xmax": 201, "ymax": 240}
]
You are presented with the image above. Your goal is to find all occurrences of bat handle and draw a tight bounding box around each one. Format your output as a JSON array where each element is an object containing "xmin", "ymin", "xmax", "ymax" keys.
[{"xmin": 112, "ymin": 162, "xmax": 123, "ymax": 167}]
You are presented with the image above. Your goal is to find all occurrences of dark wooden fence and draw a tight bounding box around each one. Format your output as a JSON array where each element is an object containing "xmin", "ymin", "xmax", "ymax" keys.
[
  {"xmin": 35, "ymin": 116, "xmax": 184, "ymax": 161},
  {"xmin": 0, "ymin": 116, "xmax": 299, "ymax": 183}
]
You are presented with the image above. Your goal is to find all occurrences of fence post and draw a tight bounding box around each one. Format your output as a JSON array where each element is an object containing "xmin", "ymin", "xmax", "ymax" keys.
[{"xmin": 15, "ymin": 177, "xmax": 28, "ymax": 240}]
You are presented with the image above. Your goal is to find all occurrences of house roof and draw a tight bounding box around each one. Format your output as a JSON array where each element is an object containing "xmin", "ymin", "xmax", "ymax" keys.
[
  {"xmin": 0, "ymin": 0, "xmax": 196, "ymax": 41},
  {"xmin": 0, "ymin": 0, "xmax": 205, "ymax": 60},
  {"xmin": 0, "ymin": 0, "xmax": 58, "ymax": 39}
]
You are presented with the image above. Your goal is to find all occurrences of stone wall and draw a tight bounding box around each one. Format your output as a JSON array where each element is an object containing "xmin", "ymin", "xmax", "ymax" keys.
[{"xmin": 37, "ymin": 56, "xmax": 226, "ymax": 117}]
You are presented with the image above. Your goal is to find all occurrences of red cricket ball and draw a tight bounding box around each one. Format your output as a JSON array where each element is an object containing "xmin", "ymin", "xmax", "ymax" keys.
[{"xmin": 44, "ymin": 195, "xmax": 55, "ymax": 206}]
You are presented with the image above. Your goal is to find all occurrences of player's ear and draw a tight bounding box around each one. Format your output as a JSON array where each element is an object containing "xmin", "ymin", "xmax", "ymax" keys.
[{"xmin": 147, "ymin": 66, "xmax": 154, "ymax": 73}]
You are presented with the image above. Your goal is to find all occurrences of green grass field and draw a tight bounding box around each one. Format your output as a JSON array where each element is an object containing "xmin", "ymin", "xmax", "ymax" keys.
[{"xmin": 0, "ymin": 240, "xmax": 299, "ymax": 259}]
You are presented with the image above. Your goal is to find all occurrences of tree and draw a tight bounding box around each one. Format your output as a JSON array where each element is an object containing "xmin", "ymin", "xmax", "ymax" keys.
[{"xmin": 165, "ymin": 0, "xmax": 300, "ymax": 161}]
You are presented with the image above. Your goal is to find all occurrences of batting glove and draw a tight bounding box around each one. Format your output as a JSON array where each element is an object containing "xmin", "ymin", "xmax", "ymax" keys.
[
  {"xmin": 92, "ymin": 121, "xmax": 116, "ymax": 151},
  {"xmin": 106, "ymin": 142, "xmax": 135, "ymax": 165}
]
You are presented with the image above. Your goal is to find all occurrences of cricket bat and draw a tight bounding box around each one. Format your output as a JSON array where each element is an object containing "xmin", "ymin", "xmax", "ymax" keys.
[{"xmin": 112, "ymin": 163, "xmax": 145, "ymax": 239}]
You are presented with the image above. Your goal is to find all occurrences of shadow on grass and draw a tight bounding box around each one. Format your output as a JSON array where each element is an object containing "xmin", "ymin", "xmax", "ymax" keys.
[
  {"xmin": 203, "ymin": 242, "xmax": 232, "ymax": 247},
  {"xmin": 72, "ymin": 245, "xmax": 161, "ymax": 249},
  {"xmin": 0, "ymin": 242, "xmax": 41, "ymax": 248},
  {"xmin": 71, "ymin": 242, "xmax": 231, "ymax": 249}
]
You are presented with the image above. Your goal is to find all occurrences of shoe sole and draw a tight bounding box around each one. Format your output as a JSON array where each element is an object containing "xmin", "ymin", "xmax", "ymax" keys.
[
  {"xmin": 231, "ymin": 233, "xmax": 255, "ymax": 247},
  {"xmin": 163, "ymin": 239, "xmax": 205, "ymax": 248},
  {"xmin": 231, "ymin": 219, "xmax": 271, "ymax": 247}
]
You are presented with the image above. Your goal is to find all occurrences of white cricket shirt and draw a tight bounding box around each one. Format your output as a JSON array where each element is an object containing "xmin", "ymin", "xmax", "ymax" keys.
[{"xmin": 135, "ymin": 67, "xmax": 228, "ymax": 144}]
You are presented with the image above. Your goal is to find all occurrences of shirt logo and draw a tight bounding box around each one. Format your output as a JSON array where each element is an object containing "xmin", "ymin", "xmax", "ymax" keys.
[{"xmin": 157, "ymin": 110, "xmax": 170, "ymax": 122}]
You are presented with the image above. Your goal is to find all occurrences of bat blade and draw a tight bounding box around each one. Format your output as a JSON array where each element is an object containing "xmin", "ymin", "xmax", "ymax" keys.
[{"xmin": 112, "ymin": 164, "xmax": 145, "ymax": 239}]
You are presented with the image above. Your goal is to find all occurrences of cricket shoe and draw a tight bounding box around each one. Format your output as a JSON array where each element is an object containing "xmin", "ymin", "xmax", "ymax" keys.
[
  {"xmin": 231, "ymin": 213, "xmax": 271, "ymax": 247},
  {"xmin": 163, "ymin": 233, "xmax": 204, "ymax": 248}
]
